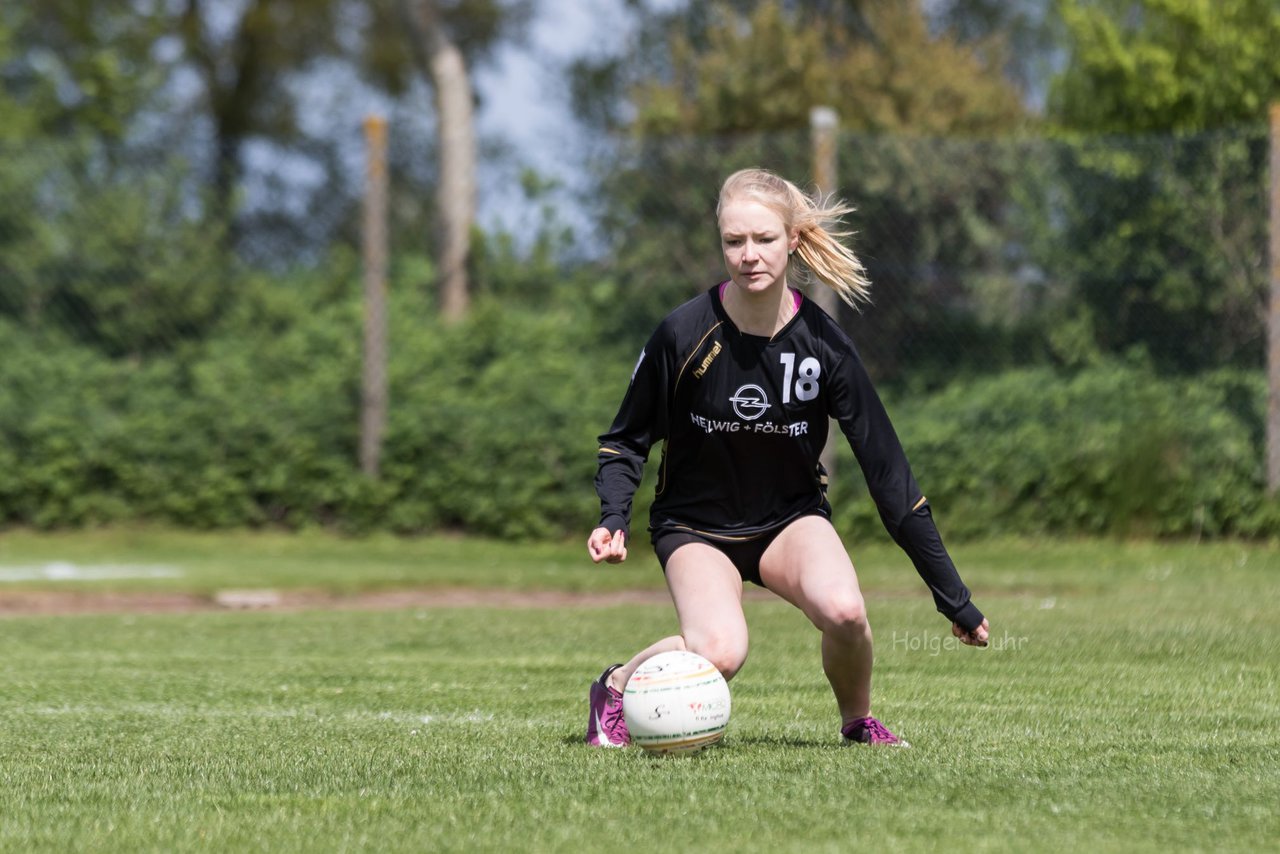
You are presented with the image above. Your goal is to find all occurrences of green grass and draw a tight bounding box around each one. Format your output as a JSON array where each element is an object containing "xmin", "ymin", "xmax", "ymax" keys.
[
  {"xmin": 3, "ymin": 525, "xmax": 1280, "ymax": 596},
  {"xmin": 1, "ymin": 529, "xmax": 1279, "ymax": 851},
  {"xmin": 0, "ymin": 527, "xmax": 641, "ymax": 594}
]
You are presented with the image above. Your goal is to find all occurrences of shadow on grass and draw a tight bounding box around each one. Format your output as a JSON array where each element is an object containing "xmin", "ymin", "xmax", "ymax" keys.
[
  {"xmin": 557, "ymin": 732, "xmax": 833, "ymax": 750},
  {"xmin": 721, "ymin": 733, "xmax": 833, "ymax": 749}
]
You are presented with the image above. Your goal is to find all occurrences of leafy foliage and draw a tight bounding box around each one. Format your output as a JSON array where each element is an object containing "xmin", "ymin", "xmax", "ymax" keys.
[
  {"xmin": 1051, "ymin": 0, "xmax": 1280, "ymax": 133},
  {"xmin": 0, "ymin": 254, "xmax": 622, "ymax": 537},
  {"xmin": 7, "ymin": 2, "xmax": 168, "ymax": 144},
  {"xmin": 570, "ymin": 1, "xmax": 1032, "ymax": 380},
  {"xmin": 1044, "ymin": 0, "xmax": 1280, "ymax": 372},
  {"xmin": 3, "ymin": 271, "xmax": 1275, "ymax": 539},
  {"xmin": 829, "ymin": 360, "xmax": 1271, "ymax": 540},
  {"xmin": 1037, "ymin": 129, "xmax": 1269, "ymax": 371},
  {"xmin": 2, "ymin": 0, "xmax": 1280, "ymax": 540},
  {"xmin": 0, "ymin": 145, "xmax": 236, "ymax": 358}
]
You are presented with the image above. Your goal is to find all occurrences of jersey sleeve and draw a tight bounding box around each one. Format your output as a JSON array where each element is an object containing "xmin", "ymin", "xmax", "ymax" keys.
[
  {"xmin": 594, "ymin": 325, "xmax": 673, "ymax": 538},
  {"xmin": 828, "ymin": 347, "xmax": 985, "ymax": 631}
]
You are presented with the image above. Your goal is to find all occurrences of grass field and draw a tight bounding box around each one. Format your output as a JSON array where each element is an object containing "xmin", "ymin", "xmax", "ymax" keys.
[{"xmin": 1, "ymin": 529, "xmax": 1278, "ymax": 852}]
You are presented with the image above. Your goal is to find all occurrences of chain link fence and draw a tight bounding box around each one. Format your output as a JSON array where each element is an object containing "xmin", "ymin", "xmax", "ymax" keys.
[
  {"xmin": 1, "ymin": 123, "xmax": 1272, "ymax": 373},
  {"xmin": 581, "ymin": 122, "xmax": 1272, "ymax": 386},
  {"xmin": 0, "ymin": 121, "xmax": 1275, "ymax": 531}
]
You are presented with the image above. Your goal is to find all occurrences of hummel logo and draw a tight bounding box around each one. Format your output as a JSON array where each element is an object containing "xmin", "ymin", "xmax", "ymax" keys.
[{"xmin": 693, "ymin": 341, "xmax": 722, "ymax": 379}]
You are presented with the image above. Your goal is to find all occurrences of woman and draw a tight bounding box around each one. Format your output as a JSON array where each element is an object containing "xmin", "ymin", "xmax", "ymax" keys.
[{"xmin": 585, "ymin": 168, "xmax": 989, "ymax": 749}]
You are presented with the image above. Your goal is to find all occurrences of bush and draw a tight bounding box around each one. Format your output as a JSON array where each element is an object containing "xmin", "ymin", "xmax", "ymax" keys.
[
  {"xmin": 828, "ymin": 360, "xmax": 1267, "ymax": 540},
  {"xmin": 0, "ymin": 261, "xmax": 629, "ymax": 538},
  {"xmin": 2, "ymin": 276, "xmax": 1275, "ymax": 542}
]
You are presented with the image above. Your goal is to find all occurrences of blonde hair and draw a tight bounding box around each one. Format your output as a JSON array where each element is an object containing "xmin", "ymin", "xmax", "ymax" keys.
[{"xmin": 716, "ymin": 168, "xmax": 871, "ymax": 307}]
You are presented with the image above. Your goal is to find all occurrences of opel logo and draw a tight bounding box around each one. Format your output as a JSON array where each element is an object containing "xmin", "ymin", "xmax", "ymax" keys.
[{"xmin": 729, "ymin": 384, "xmax": 770, "ymax": 420}]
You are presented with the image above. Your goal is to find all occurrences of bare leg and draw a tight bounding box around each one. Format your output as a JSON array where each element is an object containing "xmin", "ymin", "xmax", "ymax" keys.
[
  {"xmin": 607, "ymin": 542, "xmax": 749, "ymax": 691},
  {"xmin": 759, "ymin": 515, "xmax": 873, "ymax": 725},
  {"xmin": 606, "ymin": 635, "xmax": 686, "ymax": 692}
]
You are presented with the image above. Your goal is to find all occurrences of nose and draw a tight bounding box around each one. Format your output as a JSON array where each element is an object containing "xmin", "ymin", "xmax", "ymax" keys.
[{"xmin": 740, "ymin": 240, "xmax": 759, "ymax": 262}]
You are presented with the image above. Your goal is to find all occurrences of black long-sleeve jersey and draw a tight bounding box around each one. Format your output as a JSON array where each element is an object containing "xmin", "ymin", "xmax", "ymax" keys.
[{"xmin": 595, "ymin": 284, "xmax": 984, "ymax": 630}]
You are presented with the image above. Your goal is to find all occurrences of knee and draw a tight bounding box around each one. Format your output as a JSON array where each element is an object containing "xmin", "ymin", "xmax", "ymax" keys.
[
  {"xmin": 817, "ymin": 593, "xmax": 870, "ymax": 641},
  {"xmin": 687, "ymin": 634, "xmax": 749, "ymax": 682}
]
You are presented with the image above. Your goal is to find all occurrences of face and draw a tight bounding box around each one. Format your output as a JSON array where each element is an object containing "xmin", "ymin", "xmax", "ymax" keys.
[{"xmin": 718, "ymin": 199, "xmax": 799, "ymax": 297}]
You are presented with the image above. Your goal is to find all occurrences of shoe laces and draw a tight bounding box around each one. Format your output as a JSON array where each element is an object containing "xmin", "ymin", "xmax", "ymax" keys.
[{"xmin": 601, "ymin": 687, "xmax": 625, "ymax": 728}]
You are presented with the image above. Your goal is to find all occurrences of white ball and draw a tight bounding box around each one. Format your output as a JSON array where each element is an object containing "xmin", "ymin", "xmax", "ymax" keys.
[{"xmin": 623, "ymin": 650, "xmax": 731, "ymax": 755}]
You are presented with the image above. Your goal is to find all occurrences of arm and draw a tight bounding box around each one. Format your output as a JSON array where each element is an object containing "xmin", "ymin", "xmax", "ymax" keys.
[
  {"xmin": 894, "ymin": 503, "xmax": 988, "ymax": 643},
  {"xmin": 829, "ymin": 347, "xmax": 987, "ymax": 639},
  {"xmin": 590, "ymin": 329, "xmax": 672, "ymax": 559}
]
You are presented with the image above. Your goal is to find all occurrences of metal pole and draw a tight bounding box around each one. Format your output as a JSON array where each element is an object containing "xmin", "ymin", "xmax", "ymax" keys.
[
  {"xmin": 360, "ymin": 114, "xmax": 389, "ymax": 478},
  {"xmin": 810, "ymin": 106, "xmax": 841, "ymax": 482},
  {"xmin": 1268, "ymin": 104, "xmax": 1280, "ymax": 493}
]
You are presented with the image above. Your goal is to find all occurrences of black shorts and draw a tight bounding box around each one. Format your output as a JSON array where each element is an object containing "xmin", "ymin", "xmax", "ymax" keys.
[{"xmin": 652, "ymin": 520, "xmax": 815, "ymax": 588}]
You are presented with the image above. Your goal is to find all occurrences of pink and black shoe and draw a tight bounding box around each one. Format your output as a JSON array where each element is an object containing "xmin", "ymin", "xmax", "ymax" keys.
[
  {"xmin": 841, "ymin": 716, "xmax": 910, "ymax": 747},
  {"xmin": 585, "ymin": 664, "xmax": 630, "ymax": 748}
]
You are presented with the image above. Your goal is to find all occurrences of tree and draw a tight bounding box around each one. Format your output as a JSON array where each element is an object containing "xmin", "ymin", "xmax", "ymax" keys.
[
  {"xmin": 2, "ymin": 0, "xmax": 538, "ymax": 360},
  {"xmin": 588, "ymin": 2, "xmax": 1025, "ymax": 137},
  {"xmin": 174, "ymin": 0, "xmax": 524, "ymax": 290},
  {"xmin": 1043, "ymin": 0, "xmax": 1280, "ymax": 371},
  {"xmin": 1051, "ymin": 0, "xmax": 1280, "ymax": 133},
  {"xmin": 177, "ymin": 0, "xmax": 349, "ymax": 250},
  {"xmin": 569, "ymin": 0, "xmax": 1032, "ymax": 379},
  {"xmin": 408, "ymin": 0, "xmax": 477, "ymax": 323},
  {"xmin": 358, "ymin": 0, "xmax": 531, "ymax": 320},
  {"xmin": 0, "ymin": 3, "xmax": 235, "ymax": 353},
  {"xmin": 5, "ymin": 2, "xmax": 167, "ymax": 147},
  {"xmin": 0, "ymin": 8, "xmax": 47, "ymax": 324},
  {"xmin": 927, "ymin": 0, "xmax": 1064, "ymax": 109}
]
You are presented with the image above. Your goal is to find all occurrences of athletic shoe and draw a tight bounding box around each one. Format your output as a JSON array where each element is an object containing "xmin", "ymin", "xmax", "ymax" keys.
[
  {"xmin": 585, "ymin": 664, "xmax": 630, "ymax": 748},
  {"xmin": 841, "ymin": 716, "xmax": 910, "ymax": 747}
]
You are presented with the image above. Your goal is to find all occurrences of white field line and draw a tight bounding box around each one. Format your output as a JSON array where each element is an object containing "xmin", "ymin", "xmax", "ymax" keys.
[
  {"xmin": 23, "ymin": 703, "xmax": 504, "ymax": 727},
  {"xmin": 0, "ymin": 563, "xmax": 183, "ymax": 582}
]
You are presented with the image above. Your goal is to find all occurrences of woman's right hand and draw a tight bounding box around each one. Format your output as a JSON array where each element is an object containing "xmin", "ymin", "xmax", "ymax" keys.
[
  {"xmin": 587, "ymin": 527, "xmax": 628, "ymax": 564},
  {"xmin": 952, "ymin": 617, "xmax": 990, "ymax": 647}
]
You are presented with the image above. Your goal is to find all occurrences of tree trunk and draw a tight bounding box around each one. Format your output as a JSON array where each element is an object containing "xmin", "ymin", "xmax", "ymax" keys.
[
  {"xmin": 181, "ymin": 0, "xmax": 267, "ymax": 234},
  {"xmin": 411, "ymin": 0, "xmax": 475, "ymax": 323}
]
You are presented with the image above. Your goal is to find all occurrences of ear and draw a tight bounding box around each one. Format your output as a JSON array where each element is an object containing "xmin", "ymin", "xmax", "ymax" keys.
[{"xmin": 788, "ymin": 233, "xmax": 799, "ymax": 255}]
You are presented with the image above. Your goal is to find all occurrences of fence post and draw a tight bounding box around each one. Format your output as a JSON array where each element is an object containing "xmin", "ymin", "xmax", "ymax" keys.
[
  {"xmin": 360, "ymin": 114, "xmax": 389, "ymax": 478},
  {"xmin": 1269, "ymin": 104, "xmax": 1280, "ymax": 494},
  {"xmin": 810, "ymin": 105, "xmax": 841, "ymax": 482}
]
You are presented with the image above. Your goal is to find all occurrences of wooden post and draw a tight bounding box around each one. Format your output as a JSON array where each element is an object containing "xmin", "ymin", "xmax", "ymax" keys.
[
  {"xmin": 810, "ymin": 105, "xmax": 841, "ymax": 482},
  {"xmin": 360, "ymin": 114, "xmax": 389, "ymax": 478},
  {"xmin": 1268, "ymin": 104, "xmax": 1280, "ymax": 493}
]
